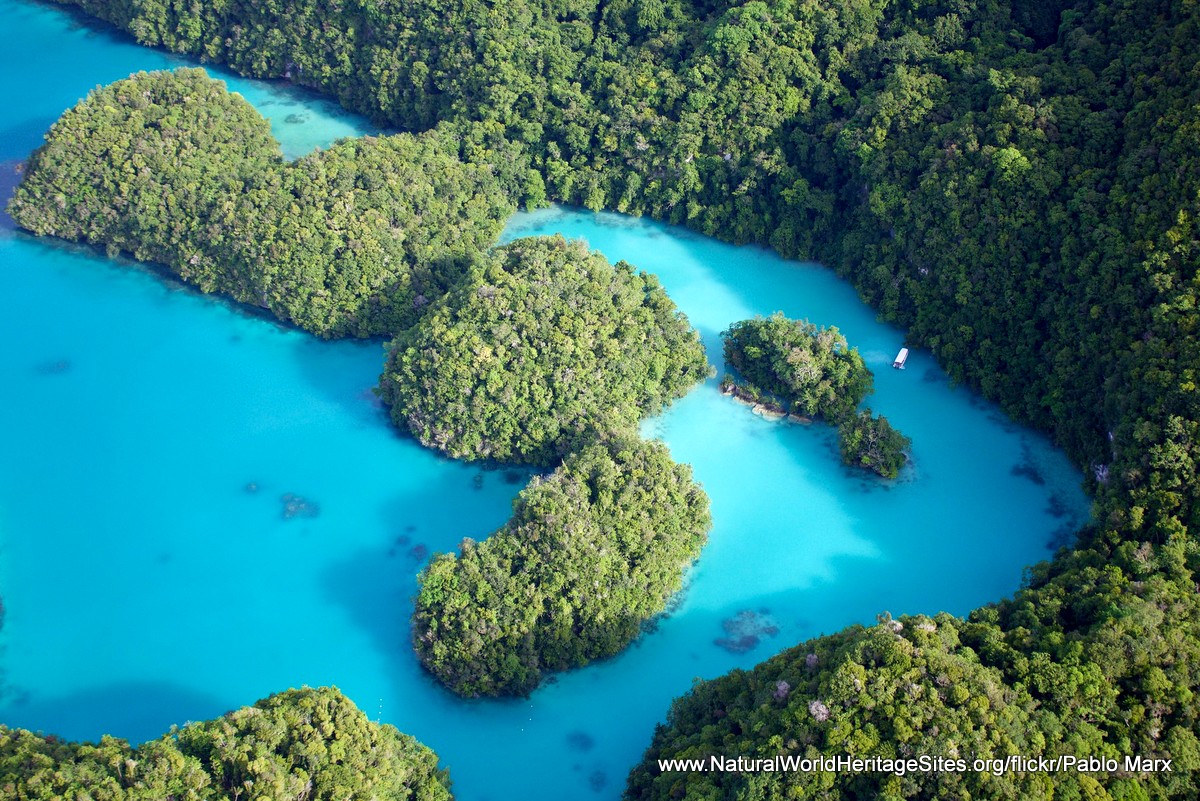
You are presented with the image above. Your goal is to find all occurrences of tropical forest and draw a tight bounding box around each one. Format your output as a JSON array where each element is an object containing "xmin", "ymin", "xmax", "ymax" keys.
[{"xmin": 1, "ymin": 0, "xmax": 1198, "ymax": 798}]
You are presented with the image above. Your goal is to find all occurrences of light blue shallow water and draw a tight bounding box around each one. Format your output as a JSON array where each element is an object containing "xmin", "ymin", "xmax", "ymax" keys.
[{"xmin": 0, "ymin": 2, "xmax": 1091, "ymax": 799}]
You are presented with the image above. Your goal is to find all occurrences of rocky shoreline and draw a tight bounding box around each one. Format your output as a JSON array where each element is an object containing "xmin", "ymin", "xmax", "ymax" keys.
[{"xmin": 719, "ymin": 377, "xmax": 812, "ymax": 424}]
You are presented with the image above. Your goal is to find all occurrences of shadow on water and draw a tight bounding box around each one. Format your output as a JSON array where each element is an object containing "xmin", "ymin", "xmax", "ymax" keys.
[
  {"xmin": 0, "ymin": 159, "xmax": 26, "ymax": 230},
  {"xmin": 0, "ymin": 680, "xmax": 228, "ymax": 744},
  {"xmin": 289, "ymin": 333, "xmax": 396, "ymax": 426},
  {"xmin": 23, "ymin": 0, "xmax": 156, "ymax": 40},
  {"xmin": 322, "ymin": 545, "xmax": 414, "ymax": 670},
  {"xmin": 1, "ymin": 117, "xmax": 70, "ymax": 162},
  {"xmin": 320, "ymin": 468, "xmax": 524, "ymax": 677}
]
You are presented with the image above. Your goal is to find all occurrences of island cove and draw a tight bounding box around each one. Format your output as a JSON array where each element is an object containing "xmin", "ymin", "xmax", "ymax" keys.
[
  {"xmin": 5, "ymin": 0, "xmax": 1193, "ymax": 798},
  {"xmin": 9, "ymin": 70, "xmax": 718, "ymax": 700},
  {"xmin": 0, "ymin": 85, "xmax": 1088, "ymax": 801}
]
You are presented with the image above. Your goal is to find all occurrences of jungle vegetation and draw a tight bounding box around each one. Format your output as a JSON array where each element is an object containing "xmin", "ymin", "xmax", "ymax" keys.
[
  {"xmin": 10, "ymin": 70, "xmax": 714, "ymax": 699},
  {"xmin": 722, "ymin": 314, "xmax": 910, "ymax": 477},
  {"xmin": 0, "ymin": 687, "xmax": 452, "ymax": 800},
  {"xmin": 413, "ymin": 435, "xmax": 711, "ymax": 697},
  {"xmin": 838, "ymin": 410, "xmax": 912, "ymax": 479},
  {"xmin": 378, "ymin": 235, "xmax": 709, "ymax": 467},
  {"xmin": 17, "ymin": 0, "xmax": 1200, "ymax": 796},
  {"xmin": 7, "ymin": 68, "xmax": 514, "ymax": 337},
  {"xmin": 723, "ymin": 314, "xmax": 873, "ymax": 423}
]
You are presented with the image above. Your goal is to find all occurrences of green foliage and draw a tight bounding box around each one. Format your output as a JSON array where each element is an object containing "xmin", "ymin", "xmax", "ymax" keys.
[
  {"xmin": 8, "ymin": 69, "xmax": 514, "ymax": 337},
  {"xmin": 630, "ymin": 550, "xmax": 1200, "ymax": 799},
  {"xmin": 379, "ymin": 236, "xmax": 709, "ymax": 466},
  {"xmin": 627, "ymin": 615, "xmax": 1056, "ymax": 800},
  {"xmin": 723, "ymin": 314, "xmax": 910, "ymax": 477},
  {"xmin": 838, "ymin": 410, "xmax": 911, "ymax": 478},
  {"xmin": 26, "ymin": 0, "xmax": 1200, "ymax": 795},
  {"xmin": 413, "ymin": 435, "xmax": 711, "ymax": 697},
  {"xmin": 0, "ymin": 687, "xmax": 451, "ymax": 800},
  {"xmin": 723, "ymin": 313, "xmax": 873, "ymax": 422}
]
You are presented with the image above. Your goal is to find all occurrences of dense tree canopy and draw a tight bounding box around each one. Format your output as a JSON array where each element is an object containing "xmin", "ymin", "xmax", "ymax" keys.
[
  {"xmin": 629, "ymin": 615, "xmax": 1054, "ymax": 801},
  {"xmin": 8, "ymin": 68, "xmax": 514, "ymax": 337},
  {"xmin": 722, "ymin": 314, "xmax": 873, "ymax": 422},
  {"xmin": 0, "ymin": 687, "xmax": 452, "ymax": 800},
  {"xmin": 379, "ymin": 236, "xmax": 709, "ymax": 466},
  {"xmin": 627, "ymin": 545, "xmax": 1200, "ymax": 800},
  {"xmin": 722, "ymin": 314, "xmax": 909, "ymax": 477},
  {"xmin": 21, "ymin": 0, "xmax": 1200, "ymax": 795},
  {"xmin": 839, "ymin": 410, "xmax": 911, "ymax": 479},
  {"xmin": 413, "ymin": 435, "xmax": 711, "ymax": 697}
]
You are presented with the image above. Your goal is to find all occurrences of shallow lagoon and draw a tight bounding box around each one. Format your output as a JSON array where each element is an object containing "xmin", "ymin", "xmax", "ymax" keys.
[{"xmin": 0, "ymin": 2, "xmax": 1090, "ymax": 799}]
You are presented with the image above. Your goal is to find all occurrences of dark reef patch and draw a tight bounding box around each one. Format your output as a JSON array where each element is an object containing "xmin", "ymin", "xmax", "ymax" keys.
[
  {"xmin": 280, "ymin": 492, "xmax": 320, "ymax": 519},
  {"xmin": 714, "ymin": 609, "xmax": 779, "ymax": 654},
  {"xmin": 358, "ymin": 387, "xmax": 383, "ymax": 409},
  {"xmin": 33, "ymin": 358, "xmax": 71, "ymax": 375},
  {"xmin": 1010, "ymin": 442, "xmax": 1045, "ymax": 485},
  {"xmin": 589, "ymin": 770, "xmax": 607, "ymax": 792},
  {"xmin": 566, "ymin": 730, "xmax": 595, "ymax": 752},
  {"xmin": 1046, "ymin": 492, "xmax": 1069, "ymax": 518},
  {"xmin": 1046, "ymin": 522, "xmax": 1076, "ymax": 550}
]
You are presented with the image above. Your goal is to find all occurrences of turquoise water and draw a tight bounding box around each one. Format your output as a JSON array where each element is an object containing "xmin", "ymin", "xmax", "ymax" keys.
[{"xmin": 0, "ymin": 2, "xmax": 1091, "ymax": 799}]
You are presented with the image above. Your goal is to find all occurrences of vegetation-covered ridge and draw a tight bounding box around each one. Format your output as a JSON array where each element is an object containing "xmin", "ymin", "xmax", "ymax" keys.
[
  {"xmin": 413, "ymin": 434, "xmax": 711, "ymax": 697},
  {"xmin": 722, "ymin": 314, "xmax": 911, "ymax": 477},
  {"xmin": 384, "ymin": 238, "xmax": 711, "ymax": 692},
  {"xmin": 0, "ymin": 687, "xmax": 452, "ymax": 800},
  {"xmin": 379, "ymin": 235, "xmax": 710, "ymax": 467},
  {"xmin": 629, "ymin": 589, "xmax": 1200, "ymax": 800},
  {"xmin": 7, "ymin": 68, "xmax": 515, "ymax": 338},
  {"xmin": 29, "ymin": 0, "xmax": 1200, "ymax": 796}
]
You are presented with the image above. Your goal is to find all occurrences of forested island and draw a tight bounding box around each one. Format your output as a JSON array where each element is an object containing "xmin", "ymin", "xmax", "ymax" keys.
[
  {"xmin": 837, "ymin": 411, "xmax": 911, "ymax": 479},
  {"xmin": 8, "ymin": 69, "xmax": 516, "ymax": 338},
  {"xmin": 379, "ymin": 235, "xmax": 709, "ymax": 466},
  {"xmin": 0, "ymin": 688, "xmax": 451, "ymax": 800},
  {"xmin": 9, "ymin": 70, "xmax": 714, "ymax": 699},
  {"xmin": 723, "ymin": 314, "xmax": 873, "ymax": 423},
  {"xmin": 10, "ymin": 0, "xmax": 1200, "ymax": 797},
  {"xmin": 414, "ymin": 435, "xmax": 710, "ymax": 697},
  {"xmin": 721, "ymin": 313, "xmax": 910, "ymax": 477}
]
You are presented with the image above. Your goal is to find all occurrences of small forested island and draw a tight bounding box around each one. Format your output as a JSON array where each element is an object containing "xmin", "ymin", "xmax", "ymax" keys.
[
  {"xmin": 0, "ymin": 688, "xmax": 451, "ymax": 800},
  {"xmin": 723, "ymin": 314, "xmax": 873, "ymax": 422},
  {"xmin": 378, "ymin": 235, "xmax": 709, "ymax": 466},
  {"xmin": 414, "ymin": 435, "xmax": 711, "ymax": 697},
  {"xmin": 8, "ymin": 69, "xmax": 516, "ymax": 338},
  {"xmin": 838, "ymin": 410, "xmax": 911, "ymax": 479},
  {"xmin": 722, "ymin": 314, "xmax": 911, "ymax": 477}
]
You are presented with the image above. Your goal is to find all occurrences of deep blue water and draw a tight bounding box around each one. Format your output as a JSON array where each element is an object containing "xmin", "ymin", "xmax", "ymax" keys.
[{"xmin": 0, "ymin": 2, "xmax": 1090, "ymax": 799}]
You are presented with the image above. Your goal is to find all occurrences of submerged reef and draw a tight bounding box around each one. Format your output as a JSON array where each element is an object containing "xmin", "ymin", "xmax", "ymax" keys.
[
  {"xmin": 714, "ymin": 609, "xmax": 780, "ymax": 654},
  {"xmin": 280, "ymin": 493, "xmax": 320, "ymax": 520}
]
